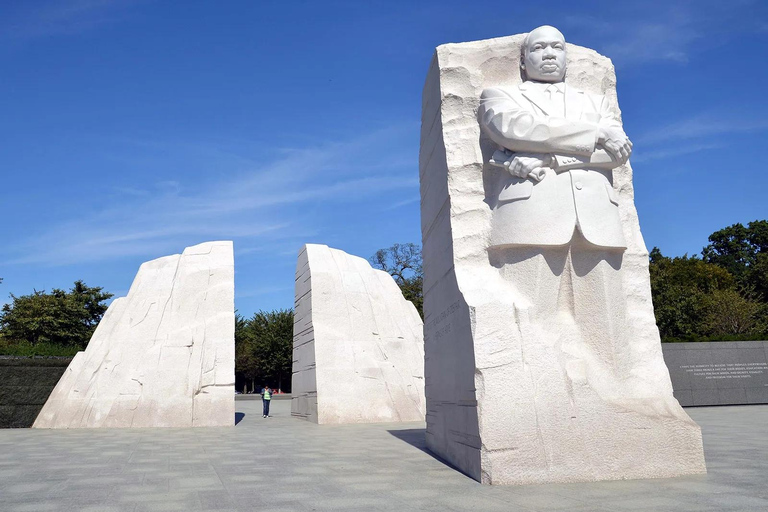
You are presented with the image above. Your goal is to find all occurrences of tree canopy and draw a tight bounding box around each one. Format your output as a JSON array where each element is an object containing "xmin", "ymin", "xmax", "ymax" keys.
[
  {"xmin": 649, "ymin": 220, "xmax": 768, "ymax": 342},
  {"xmin": 235, "ymin": 309, "xmax": 294, "ymax": 392},
  {"xmin": 648, "ymin": 250, "xmax": 764, "ymax": 341},
  {"xmin": 702, "ymin": 220, "xmax": 768, "ymax": 299},
  {"xmin": 0, "ymin": 280, "xmax": 113, "ymax": 350}
]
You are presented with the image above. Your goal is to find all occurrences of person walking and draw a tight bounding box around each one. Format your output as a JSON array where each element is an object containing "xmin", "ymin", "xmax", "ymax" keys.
[{"xmin": 260, "ymin": 385, "xmax": 272, "ymax": 418}]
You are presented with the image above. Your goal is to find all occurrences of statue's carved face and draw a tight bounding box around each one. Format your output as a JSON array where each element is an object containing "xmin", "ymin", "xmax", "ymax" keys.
[{"xmin": 522, "ymin": 26, "xmax": 566, "ymax": 83}]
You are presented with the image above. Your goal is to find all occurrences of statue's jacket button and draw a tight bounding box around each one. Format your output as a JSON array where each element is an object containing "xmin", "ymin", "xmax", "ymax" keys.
[{"xmin": 574, "ymin": 181, "xmax": 583, "ymax": 190}]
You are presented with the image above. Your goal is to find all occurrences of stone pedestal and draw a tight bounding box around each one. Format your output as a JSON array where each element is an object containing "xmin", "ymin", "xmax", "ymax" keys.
[
  {"xmin": 419, "ymin": 34, "xmax": 706, "ymax": 484},
  {"xmin": 291, "ymin": 244, "xmax": 425, "ymax": 424},
  {"xmin": 33, "ymin": 241, "xmax": 235, "ymax": 428}
]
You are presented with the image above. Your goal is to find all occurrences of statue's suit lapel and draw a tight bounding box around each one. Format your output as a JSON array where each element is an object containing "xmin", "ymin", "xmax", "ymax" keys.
[
  {"xmin": 518, "ymin": 82, "xmax": 588, "ymax": 121},
  {"xmin": 518, "ymin": 82, "xmax": 552, "ymax": 116}
]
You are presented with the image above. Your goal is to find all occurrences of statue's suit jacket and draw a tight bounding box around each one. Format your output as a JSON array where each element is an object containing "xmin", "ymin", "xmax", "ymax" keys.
[{"xmin": 478, "ymin": 82, "xmax": 627, "ymax": 250}]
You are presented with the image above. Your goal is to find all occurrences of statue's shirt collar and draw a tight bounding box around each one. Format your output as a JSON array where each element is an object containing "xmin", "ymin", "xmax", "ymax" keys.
[{"xmin": 520, "ymin": 81, "xmax": 565, "ymax": 94}]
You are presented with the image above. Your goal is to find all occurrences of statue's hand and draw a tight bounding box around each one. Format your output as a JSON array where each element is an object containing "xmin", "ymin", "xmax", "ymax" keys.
[
  {"xmin": 598, "ymin": 125, "xmax": 633, "ymax": 164},
  {"xmin": 505, "ymin": 153, "xmax": 549, "ymax": 182}
]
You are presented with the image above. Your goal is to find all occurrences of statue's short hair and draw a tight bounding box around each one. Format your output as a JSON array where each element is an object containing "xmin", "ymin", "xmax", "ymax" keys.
[
  {"xmin": 521, "ymin": 25, "xmax": 565, "ymax": 56},
  {"xmin": 520, "ymin": 25, "xmax": 566, "ymax": 79}
]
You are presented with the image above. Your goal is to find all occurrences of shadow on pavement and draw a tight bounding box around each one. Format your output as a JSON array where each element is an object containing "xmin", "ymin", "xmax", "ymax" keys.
[
  {"xmin": 387, "ymin": 428, "xmax": 478, "ymax": 482},
  {"xmin": 387, "ymin": 428, "xmax": 430, "ymax": 454},
  {"xmin": 235, "ymin": 412, "xmax": 245, "ymax": 425}
]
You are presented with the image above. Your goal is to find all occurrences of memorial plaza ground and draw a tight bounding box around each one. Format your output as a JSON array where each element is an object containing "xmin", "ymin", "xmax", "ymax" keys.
[{"xmin": 1, "ymin": 400, "xmax": 766, "ymax": 512}]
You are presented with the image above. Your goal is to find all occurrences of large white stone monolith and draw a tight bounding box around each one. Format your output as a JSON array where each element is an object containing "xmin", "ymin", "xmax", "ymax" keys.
[
  {"xmin": 291, "ymin": 244, "xmax": 425, "ymax": 424},
  {"xmin": 420, "ymin": 30, "xmax": 706, "ymax": 484},
  {"xmin": 33, "ymin": 241, "xmax": 235, "ymax": 428}
]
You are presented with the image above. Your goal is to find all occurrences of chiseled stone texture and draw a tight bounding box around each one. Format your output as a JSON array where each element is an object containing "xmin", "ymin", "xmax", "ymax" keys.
[
  {"xmin": 291, "ymin": 244, "xmax": 425, "ymax": 424},
  {"xmin": 33, "ymin": 241, "xmax": 235, "ymax": 428},
  {"xmin": 420, "ymin": 35, "xmax": 706, "ymax": 484}
]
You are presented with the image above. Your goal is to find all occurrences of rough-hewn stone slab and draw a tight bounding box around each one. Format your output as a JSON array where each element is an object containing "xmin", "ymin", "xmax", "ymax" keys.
[
  {"xmin": 291, "ymin": 244, "xmax": 425, "ymax": 424},
  {"xmin": 419, "ymin": 33, "xmax": 706, "ymax": 484},
  {"xmin": 33, "ymin": 241, "xmax": 235, "ymax": 428}
]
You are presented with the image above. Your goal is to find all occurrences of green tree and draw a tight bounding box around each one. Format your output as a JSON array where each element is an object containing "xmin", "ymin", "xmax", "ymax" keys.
[
  {"xmin": 250, "ymin": 309, "xmax": 294, "ymax": 391},
  {"xmin": 649, "ymin": 248, "xmax": 736, "ymax": 341},
  {"xmin": 750, "ymin": 252, "xmax": 768, "ymax": 301},
  {"xmin": 0, "ymin": 280, "xmax": 112, "ymax": 349},
  {"xmin": 235, "ymin": 313, "xmax": 258, "ymax": 392},
  {"xmin": 650, "ymin": 246, "xmax": 767, "ymax": 341},
  {"xmin": 702, "ymin": 289, "xmax": 764, "ymax": 337},
  {"xmin": 234, "ymin": 309, "xmax": 294, "ymax": 392},
  {"xmin": 702, "ymin": 220, "xmax": 768, "ymax": 298},
  {"xmin": 370, "ymin": 243, "xmax": 423, "ymax": 318}
]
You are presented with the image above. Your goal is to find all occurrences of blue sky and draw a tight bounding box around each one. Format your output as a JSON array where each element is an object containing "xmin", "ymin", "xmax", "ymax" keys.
[{"xmin": 1, "ymin": 0, "xmax": 767, "ymax": 314}]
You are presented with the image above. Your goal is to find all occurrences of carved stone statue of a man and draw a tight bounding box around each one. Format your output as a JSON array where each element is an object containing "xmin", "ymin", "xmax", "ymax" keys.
[
  {"xmin": 479, "ymin": 25, "xmax": 633, "ymax": 249},
  {"xmin": 420, "ymin": 24, "xmax": 706, "ymax": 485},
  {"xmin": 478, "ymin": 25, "xmax": 636, "ymax": 374}
]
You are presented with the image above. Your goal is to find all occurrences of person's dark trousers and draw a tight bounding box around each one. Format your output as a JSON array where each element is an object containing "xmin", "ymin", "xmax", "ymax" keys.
[{"xmin": 263, "ymin": 399, "xmax": 271, "ymax": 417}]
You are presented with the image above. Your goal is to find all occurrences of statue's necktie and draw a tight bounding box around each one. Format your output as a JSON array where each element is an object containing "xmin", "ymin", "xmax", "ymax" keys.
[{"xmin": 546, "ymin": 84, "xmax": 565, "ymax": 117}]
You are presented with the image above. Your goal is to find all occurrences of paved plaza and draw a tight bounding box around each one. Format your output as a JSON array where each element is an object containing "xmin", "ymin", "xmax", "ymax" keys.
[{"xmin": 1, "ymin": 400, "xmax": 766, "ymax": 512}]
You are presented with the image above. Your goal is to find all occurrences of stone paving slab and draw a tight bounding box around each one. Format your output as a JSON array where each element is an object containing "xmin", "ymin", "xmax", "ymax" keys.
[{"xmin": 0, "ymin": 401, "xmax": 766, "ymax": 511}]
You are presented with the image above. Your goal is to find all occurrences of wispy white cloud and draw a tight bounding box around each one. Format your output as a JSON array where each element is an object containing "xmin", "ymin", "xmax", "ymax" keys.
[
  {"xmin": 602, "ymin": 23, "xmax": 697, "ymax": 65},
  {"xmin": 0, "ymin": 0, "xmax": 142, "ymax": 42},
  {"xmin": 562, "ymin": 0, "xmax": 763, "ymax": 66},
  {"xmin": 383, "ymin": 197, "xmax": 420, "ymax": 210},
  {"xmin": 632, "ymin": 109, "xmax": 768, "ymax": 170},
  {"xmin": 564, "ymin": 14, "xmax": 698, "ymax": 65},
  {"xmin": 235, "ymin": 246, "xmax": 266, "ymax": 257},
  {"xmin": 637, "ymin": 113, "xmax": 768, "ymax": 146},
  {"xmin": 630, "ymin": 143, "xmax": 723, "ymax": 163},
  {"xmin": 109, "ymin": 186, "xmax": 151, "ymax": 198},
  {"xmin": 0, "ymin": 124, "xmax": 418, "ymax": 266}
]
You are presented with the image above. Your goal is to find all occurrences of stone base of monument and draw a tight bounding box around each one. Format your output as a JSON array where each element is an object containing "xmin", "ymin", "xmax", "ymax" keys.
[
  {"xmin": 419, "ymin": 33, "xmax": 706, "ymax": 484},
  {"xmin": 32, "ymin": 241, "xmax": 235, "ymax": 429},
  {"xmin": 291, "ymin": 244, "xmax": 425, "ymax": 424}
]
